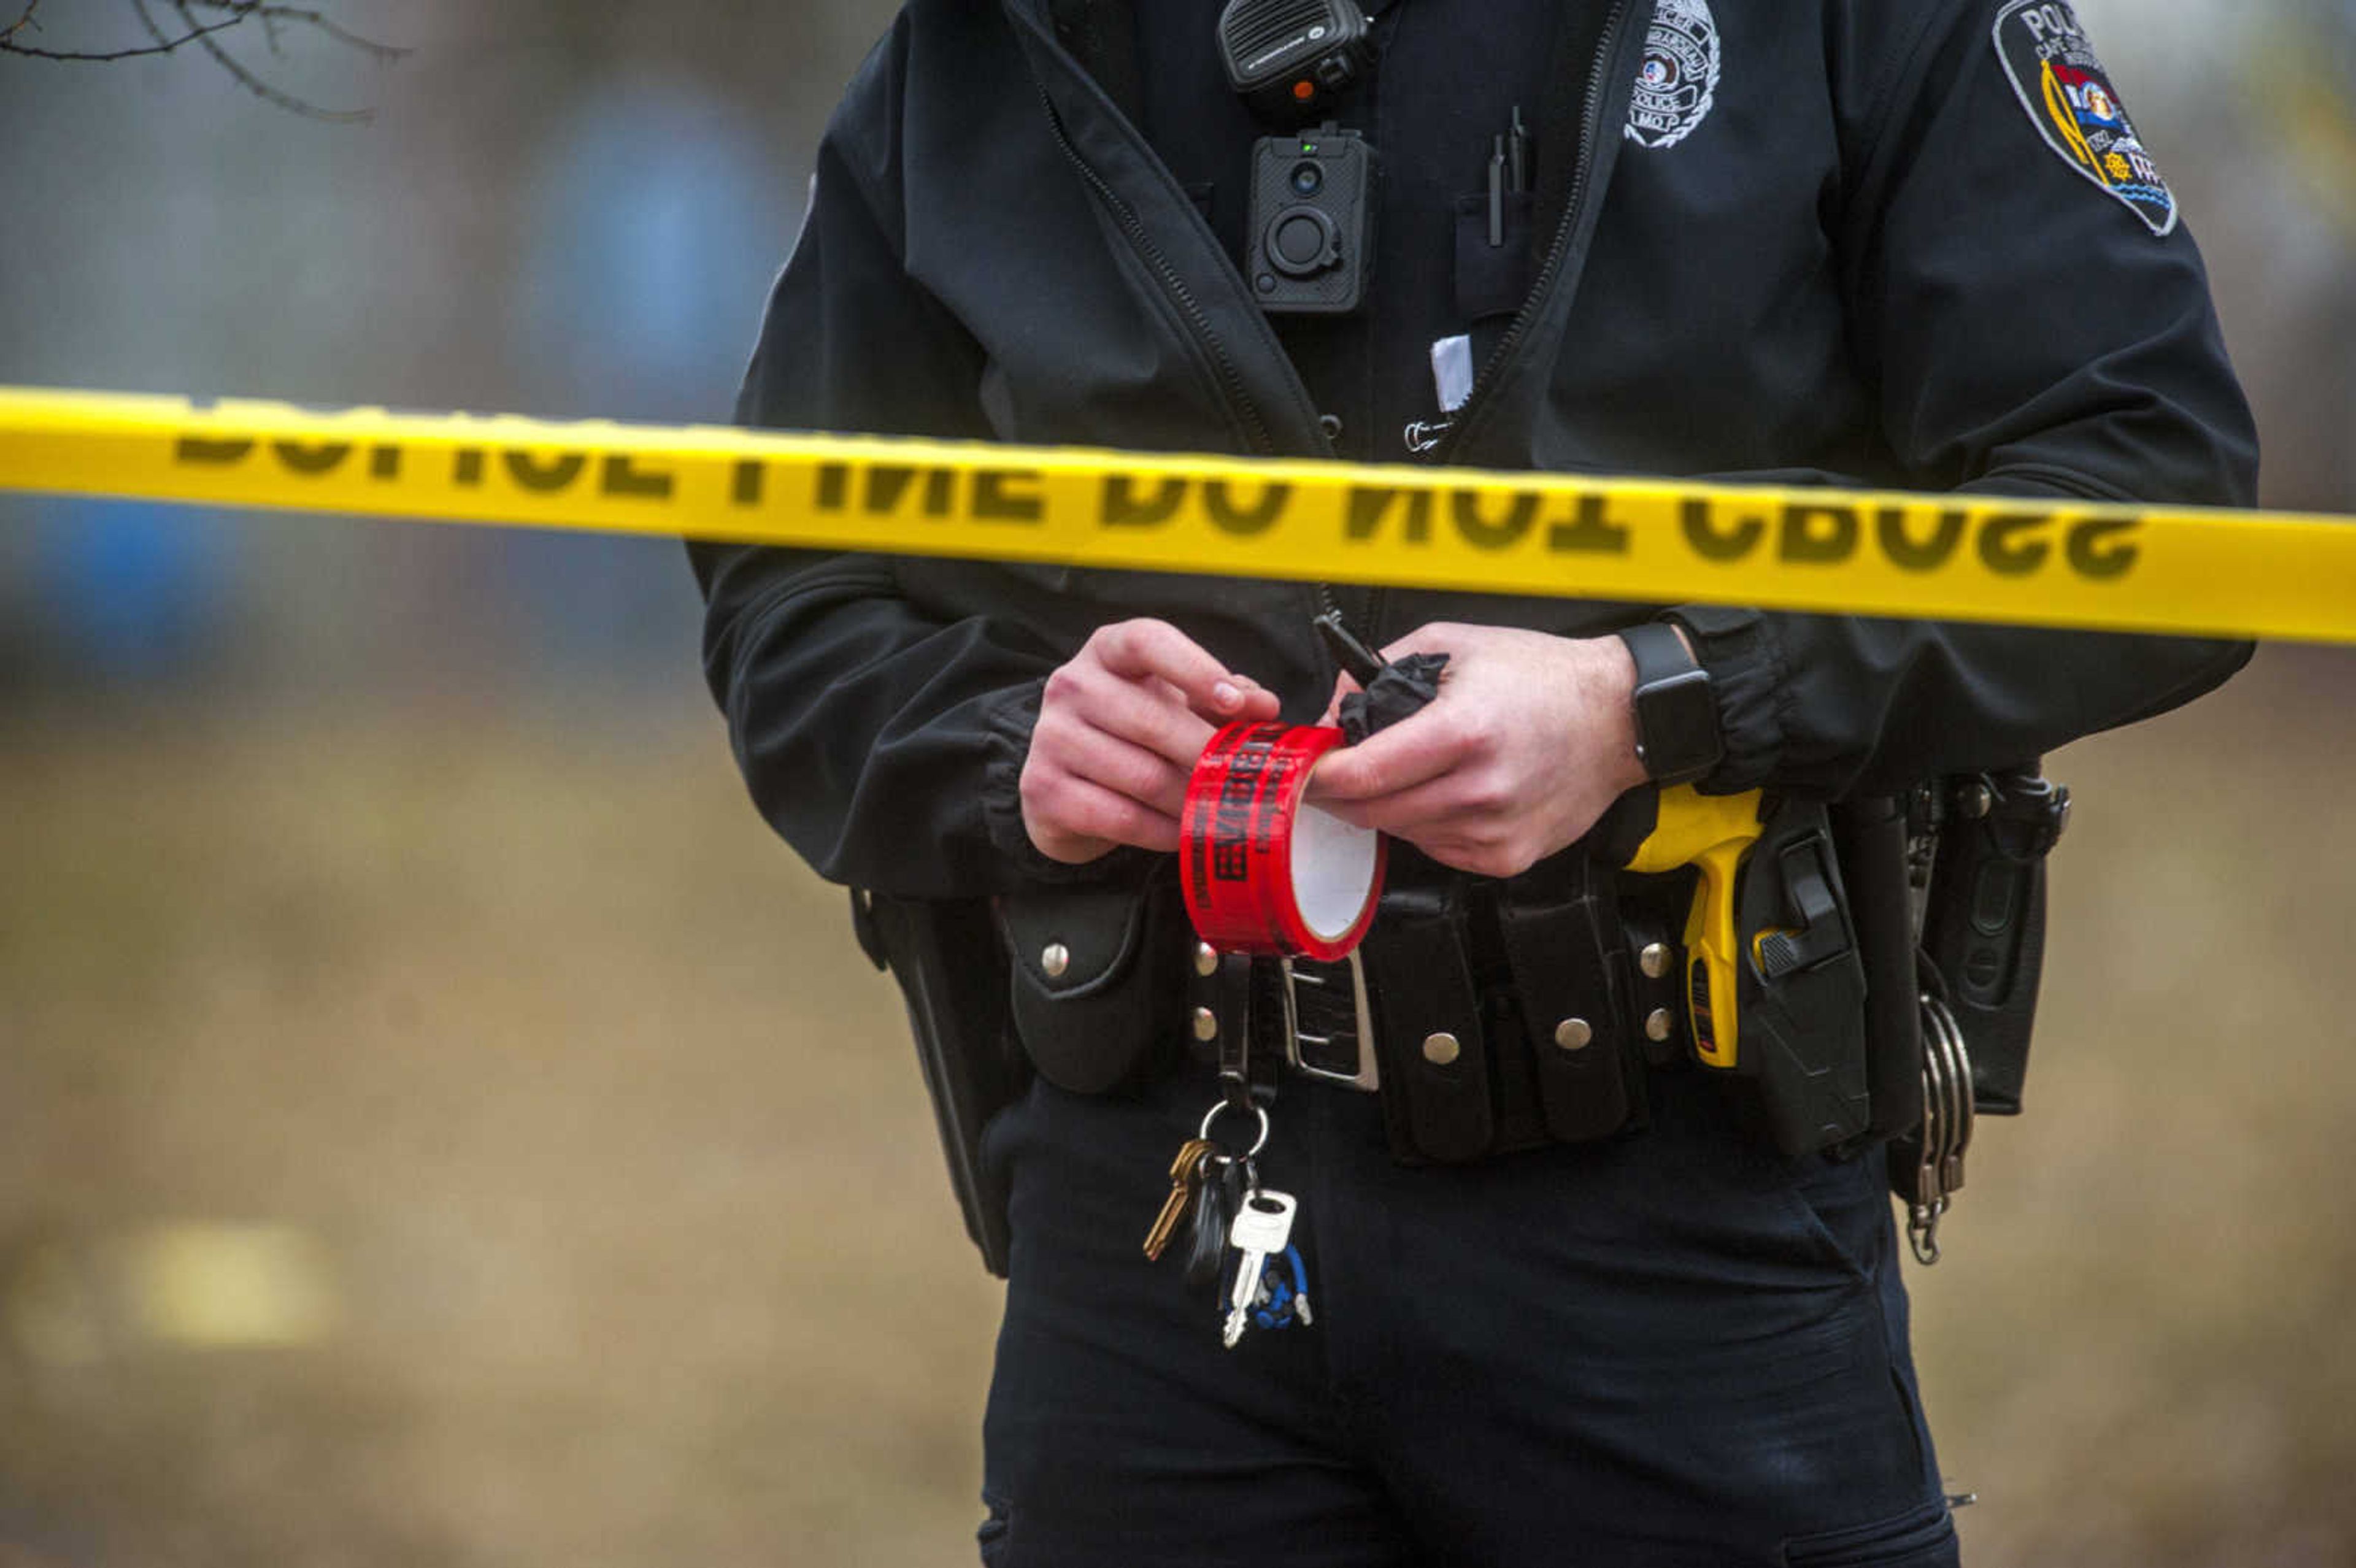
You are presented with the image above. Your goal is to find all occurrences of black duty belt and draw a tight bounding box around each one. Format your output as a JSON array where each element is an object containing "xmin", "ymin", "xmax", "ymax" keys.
[{"xmin": 1184, "ymin": 855, "xmax": 1696, "ymax": 1166}]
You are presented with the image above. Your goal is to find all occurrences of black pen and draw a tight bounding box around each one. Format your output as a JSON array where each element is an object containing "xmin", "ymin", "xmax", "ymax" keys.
[
  {"xmin": 1487, "ymin": 135, "xmax": 1507, "ymax": 247},
  {"xmin": 1508, "ymin": 106, "xmax": 1530, "ymax": 193}
]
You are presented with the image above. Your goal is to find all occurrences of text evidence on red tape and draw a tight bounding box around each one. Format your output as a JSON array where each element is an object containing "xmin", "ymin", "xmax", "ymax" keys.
[{"xmin": 1181, "ymin": 723, "xmax": 1385, "ymax": 963}]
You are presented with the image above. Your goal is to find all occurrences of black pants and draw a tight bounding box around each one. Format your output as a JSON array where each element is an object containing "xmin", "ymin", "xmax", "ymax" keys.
[{"xmin": 977, "ymin": 1061, "xmax": 1961, "ymax": 1567}]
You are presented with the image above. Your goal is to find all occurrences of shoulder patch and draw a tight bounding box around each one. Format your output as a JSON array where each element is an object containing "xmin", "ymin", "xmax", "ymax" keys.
[
  {"xmin": 1626, "ymin": 0, "xmax": 1721, "ymax": 151},
  {"xmin": 1994, "ymin": 1, "xmax": 2177, "ymax": 236}
]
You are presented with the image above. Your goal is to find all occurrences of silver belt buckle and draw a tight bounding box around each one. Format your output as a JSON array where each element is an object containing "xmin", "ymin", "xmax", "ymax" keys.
[{"xmin": 1279, "ymin": 952, "xmax": 1381, "ymax": 1093}]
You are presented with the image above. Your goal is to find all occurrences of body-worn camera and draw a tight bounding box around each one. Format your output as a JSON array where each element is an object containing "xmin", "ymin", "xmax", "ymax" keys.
[
  {"xmin": 1218, "ymin": 0, "xmax": 1374, "ymax": 125},
  {"xmin": 1246, "ymin": 126, "xmax": 1376, "ymax": 315}
]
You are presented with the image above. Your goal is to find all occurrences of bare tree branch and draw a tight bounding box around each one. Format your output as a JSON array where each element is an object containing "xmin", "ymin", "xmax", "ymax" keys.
[
  {"xmin": 2, "ymin": 0, "xmax": 404, "ymax": 120},
  {"xmin": 129, "ymin": 0, "xmax": 179, "ymax": 51},
  {"xmin": 182, "ymin": 0, "xmax": 404, "ymax": 63},
  {"xmin": 1, "ymin": 0, "xmax": 247, "ymax": 60},
  {"xmin": 168, "ymin": 0, "xmax": 372, "ymax": 121}
]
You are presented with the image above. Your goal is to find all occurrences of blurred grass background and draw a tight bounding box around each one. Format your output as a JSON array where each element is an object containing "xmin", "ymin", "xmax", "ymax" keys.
[{"xmin": 2, "ymin": 0, "xmax": 2354, "ymax": 1563}]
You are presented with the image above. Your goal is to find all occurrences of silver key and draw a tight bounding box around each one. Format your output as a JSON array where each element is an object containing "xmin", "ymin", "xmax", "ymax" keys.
[{"xmin": 1220, "ymin": 1189, "xmax": 1297, "ymax": 1349}]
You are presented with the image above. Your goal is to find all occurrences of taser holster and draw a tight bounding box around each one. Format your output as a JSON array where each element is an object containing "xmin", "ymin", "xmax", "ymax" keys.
[{"xmin": 1730, "ymin": 797, "xmax": 1874, "ymax": 1158}]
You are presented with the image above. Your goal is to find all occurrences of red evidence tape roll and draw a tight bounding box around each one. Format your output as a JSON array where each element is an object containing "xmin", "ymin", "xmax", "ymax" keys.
[{"xmin": 1180, "ymin": 723, "xmax": 1386, "ymax": 962}]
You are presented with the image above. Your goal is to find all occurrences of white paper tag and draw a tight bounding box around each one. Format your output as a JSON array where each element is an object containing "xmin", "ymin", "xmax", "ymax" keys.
[{"xmin": 1430, "ymin": 334, "xmax": 1475, "ymax": 415}]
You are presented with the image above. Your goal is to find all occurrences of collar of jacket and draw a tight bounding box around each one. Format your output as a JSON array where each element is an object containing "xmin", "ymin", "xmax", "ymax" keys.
[{"xmin": 1001, "ymin": 0, "xmax": 1654, "ymax": 474}]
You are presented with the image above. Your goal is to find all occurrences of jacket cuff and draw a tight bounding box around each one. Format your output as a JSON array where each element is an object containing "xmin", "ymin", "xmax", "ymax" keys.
[
  {"xmin": 1663, "ymin": 606, "xmax": 1785, "ymax": 795},
  {"xmin": 981, "ymin": 677, "xmax": 1161, "ymax": 888}
]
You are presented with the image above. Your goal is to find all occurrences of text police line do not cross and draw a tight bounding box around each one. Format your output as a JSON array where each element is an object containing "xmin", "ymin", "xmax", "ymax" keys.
[
  {"xmin": 14, "ymin": 390, "xmax": 2349, "ymax": 642},
  {"xmin": 171, "ymin": 428, "xmax": 2144, "ymax": 586}
]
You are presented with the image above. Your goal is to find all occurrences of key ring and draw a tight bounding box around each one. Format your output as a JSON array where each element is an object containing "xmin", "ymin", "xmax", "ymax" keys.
[{"xmin": 1198, "ymin": 1100, "xmax": 1271, "ymax": 1159}]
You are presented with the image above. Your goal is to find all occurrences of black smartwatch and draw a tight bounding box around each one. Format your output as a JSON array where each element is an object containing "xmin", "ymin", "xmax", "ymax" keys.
[{"xmin": 1617, "ymin": 621, "xmax": 1722, "ymax": 786}]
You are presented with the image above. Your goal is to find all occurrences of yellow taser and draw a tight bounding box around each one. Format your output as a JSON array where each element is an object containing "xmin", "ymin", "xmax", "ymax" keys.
[{"xmin": 1619, "ymin": 786, "xmax": 1768, "ymax": 1070}]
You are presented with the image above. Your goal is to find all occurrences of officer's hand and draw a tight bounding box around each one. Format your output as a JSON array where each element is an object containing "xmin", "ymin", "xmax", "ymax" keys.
[
  {"xmin": 1022, "ymin": 619, "xmax": 1281, "ymax": 864},
  {"xmin": 1309, "ymin": 624, "xmax": 1645, "ymax": 879}
]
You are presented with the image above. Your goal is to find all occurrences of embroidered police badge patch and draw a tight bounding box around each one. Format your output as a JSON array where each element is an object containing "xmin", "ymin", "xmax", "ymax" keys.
[
  {"xmin": 1995, "ymin": 0, "xmax": 2177, "ymax": 236},
  {"xmin": 1625, "ymin": 0, "xmax": 1720, "ymax": 151}
]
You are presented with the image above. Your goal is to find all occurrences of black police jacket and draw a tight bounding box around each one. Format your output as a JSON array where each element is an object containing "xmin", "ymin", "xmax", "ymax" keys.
[{"xmin": 692, "ymin": 0, "xmax": 2257, "ymax": 899}]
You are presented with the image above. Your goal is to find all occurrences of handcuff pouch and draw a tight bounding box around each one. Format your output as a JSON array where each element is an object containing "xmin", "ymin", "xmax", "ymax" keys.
[
  {"xmin": 1361, "ymin": 878, "xmax": 1495, "ymax": 1162},
  {"xmin": 1498, "ymin": 853, "xmax": 1642, "ymax": 1143}
]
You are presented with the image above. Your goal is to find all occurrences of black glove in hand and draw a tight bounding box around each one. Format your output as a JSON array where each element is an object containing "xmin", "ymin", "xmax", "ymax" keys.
[{"xmin": 1338, "ymin": 653, "xmax": 1450, "ymax": 745}]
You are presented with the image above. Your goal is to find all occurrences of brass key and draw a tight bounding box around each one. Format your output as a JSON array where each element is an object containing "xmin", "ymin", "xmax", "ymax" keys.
[{"xmin": 1143, "ymin": 1139, "xmax": 1220, "ymax": 1261}]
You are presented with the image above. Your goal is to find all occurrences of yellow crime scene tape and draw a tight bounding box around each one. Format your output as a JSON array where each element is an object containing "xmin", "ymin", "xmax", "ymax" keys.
[{"xmin": 2, "ymin": 386, "xmax": 2350, "ymax": 644}]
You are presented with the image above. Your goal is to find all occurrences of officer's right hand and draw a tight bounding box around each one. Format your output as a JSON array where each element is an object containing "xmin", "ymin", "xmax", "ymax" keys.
[{"xmin": 1022, "ymin": 620, "xmax": 1279, "ymax": 864}]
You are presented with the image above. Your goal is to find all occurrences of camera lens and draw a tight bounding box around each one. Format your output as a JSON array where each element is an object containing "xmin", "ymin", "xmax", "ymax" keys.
[{"xmin": 1289, "ymin": 162, "xmax": 1324, "ymax": 198}]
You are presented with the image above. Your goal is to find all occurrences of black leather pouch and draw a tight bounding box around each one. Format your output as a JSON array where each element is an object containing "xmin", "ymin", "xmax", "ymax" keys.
[
  {"xmin": 1921, "ymin": 770, "xmax": 2065, "ymax": 1116},
  {"xmin": 853, "ymin": 890, "xmax": 1030, "ymax": 1278},
  {"xmin": 999, "ymin": 865, "xmax": 1184, "ymax": 1096},
  {"xmin": 1830, "ymin": 796, "xmax": 1925, "ymax": 1143},
  {"xmin": 1499, "ymin": 855, "xmax": 1642, "ymax": 1143},
  {"xmin": 1362, "ymin": 878, "xmax": 1493, "ymax": 1163}
]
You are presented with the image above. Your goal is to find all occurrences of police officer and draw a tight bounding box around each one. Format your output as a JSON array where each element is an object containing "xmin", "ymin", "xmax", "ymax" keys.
[{"xmin": 692, "ymin": 0, "xmax": 2255, "ymax": 1561}]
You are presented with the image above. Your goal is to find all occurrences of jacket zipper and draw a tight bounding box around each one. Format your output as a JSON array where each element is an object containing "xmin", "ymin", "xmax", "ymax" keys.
[
  {"xmin": 1432, "ymin": 0, "xmax": 1633, "ymax": 466},
  {"xmin": 1036, "ymin": 88, "xmax": 1279, "ymax": 460},
  {"xmin": 1037, "ymin": 80, "xmax": 1371, "ymax": 676}
]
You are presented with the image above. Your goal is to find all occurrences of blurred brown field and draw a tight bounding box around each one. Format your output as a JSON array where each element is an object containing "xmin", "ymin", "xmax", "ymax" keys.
[{"xmin": 1, "ymin": 643, "xmax": 2350, "ymax": 1567}]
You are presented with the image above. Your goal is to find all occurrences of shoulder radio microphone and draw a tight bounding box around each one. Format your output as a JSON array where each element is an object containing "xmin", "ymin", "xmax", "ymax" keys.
[{"xmin": 1217, "ymin": 0, "xmax": 1376, "ymax": 125}]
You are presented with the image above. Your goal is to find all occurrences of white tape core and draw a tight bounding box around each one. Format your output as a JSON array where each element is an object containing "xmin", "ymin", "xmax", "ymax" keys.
[{"xmin": 1289, "ymin": 804, "xmax": 1381, "ymax": 942}]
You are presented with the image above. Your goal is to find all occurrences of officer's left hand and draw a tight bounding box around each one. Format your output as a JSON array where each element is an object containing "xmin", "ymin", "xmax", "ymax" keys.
[{"xmin": 1309, "ymin": 624, "xmax": 1646, "ymax": 879}]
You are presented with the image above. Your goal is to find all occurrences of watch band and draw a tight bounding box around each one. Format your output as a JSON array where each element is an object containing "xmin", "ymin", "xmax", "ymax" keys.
[{"xmin": 1619, "ymin": 621, "xmax": 1723, "ymax": 786}]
